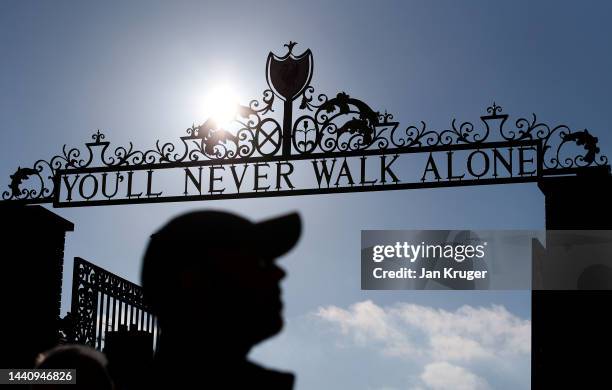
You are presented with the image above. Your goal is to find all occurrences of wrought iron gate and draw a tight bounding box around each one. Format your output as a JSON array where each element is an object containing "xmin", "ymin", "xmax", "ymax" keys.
[{"xmin": 70, "ymin": 257, "xmax": 159, "ymax": 352}]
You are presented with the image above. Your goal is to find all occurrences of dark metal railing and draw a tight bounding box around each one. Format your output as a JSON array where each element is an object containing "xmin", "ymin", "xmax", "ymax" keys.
[{"xmin": 70, "ymin": 257, "xmax": 160, "ymax": 352}]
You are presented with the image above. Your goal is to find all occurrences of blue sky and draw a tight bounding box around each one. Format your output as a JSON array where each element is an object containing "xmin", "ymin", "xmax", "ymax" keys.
[{"xmin": 2, "ymin": 1, "xmax": 612, "ymax": 388}]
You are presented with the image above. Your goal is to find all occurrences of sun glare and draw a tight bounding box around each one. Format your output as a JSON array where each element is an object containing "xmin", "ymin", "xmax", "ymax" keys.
[{"xmin": 205, "ymin": 86, "xmax": 239, "ymax": 128}]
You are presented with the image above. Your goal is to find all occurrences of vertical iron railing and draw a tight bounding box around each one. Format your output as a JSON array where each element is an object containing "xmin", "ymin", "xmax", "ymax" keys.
[{"xmin": 70, "ymin": 257, "xmax": 160, "ymax": 352}]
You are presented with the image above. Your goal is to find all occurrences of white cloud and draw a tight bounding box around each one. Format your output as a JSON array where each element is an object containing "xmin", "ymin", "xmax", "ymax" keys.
[
  {"xmin": 315, "ymin": 300, "xmax": 530, "ymax": 363},
  {"xmin": 429, "ymin": 335, "xmax": 490, "ymax": 361},
  {"xmin": 316, "ymin": 300, "xmax": 415, "ymax": 357},
  {"xmin": 421, "ymin": 361, "xmax": 489, "ymax": 390}
]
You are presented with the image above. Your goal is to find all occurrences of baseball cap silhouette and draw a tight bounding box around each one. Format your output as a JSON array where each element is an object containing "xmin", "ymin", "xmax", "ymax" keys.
[{"xmin": 141, "ymin": 210, "xmax": 301, "ymax": 312}]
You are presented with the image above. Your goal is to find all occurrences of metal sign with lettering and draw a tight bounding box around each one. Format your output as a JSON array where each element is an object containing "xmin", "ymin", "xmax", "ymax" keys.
[{"xmin": 2, "ymin": 43, "xmax": 609, "ymax": 207}]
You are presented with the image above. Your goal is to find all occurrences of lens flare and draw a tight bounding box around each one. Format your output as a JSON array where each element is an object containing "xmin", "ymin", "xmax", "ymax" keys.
[{"xmin": 204, "ymin": 86, "xmax": 239, "ymax": 128}]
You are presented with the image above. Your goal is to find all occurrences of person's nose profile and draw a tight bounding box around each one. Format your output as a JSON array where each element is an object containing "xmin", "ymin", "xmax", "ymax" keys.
[{"xmin": 274, "ymin": 264, "xmax": 287, "ymax": 281}]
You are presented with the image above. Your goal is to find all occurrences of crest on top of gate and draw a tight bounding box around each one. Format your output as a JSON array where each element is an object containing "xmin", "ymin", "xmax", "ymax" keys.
[{"xmin": 266, "ymin": 41, "xmax": 313, "ymax": 102}]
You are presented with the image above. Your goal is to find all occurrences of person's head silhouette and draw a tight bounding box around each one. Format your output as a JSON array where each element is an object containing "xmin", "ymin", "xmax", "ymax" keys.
[
  {"xmin": 141, "ymin": 210, "xmax": 300, "ymax": 367},
  {"xmin": 32, "ymin": 344, "xmax": 114, "ymax": 390}
]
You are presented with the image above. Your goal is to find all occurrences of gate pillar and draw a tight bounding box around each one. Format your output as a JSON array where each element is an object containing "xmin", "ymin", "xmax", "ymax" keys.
[
  {"xmin": 533, "ymin": 167, "xmax": 612, "ymax": 388},
  {"xmin": 0, "ymin": 204, "xmax": 73, "ymax": 368}
]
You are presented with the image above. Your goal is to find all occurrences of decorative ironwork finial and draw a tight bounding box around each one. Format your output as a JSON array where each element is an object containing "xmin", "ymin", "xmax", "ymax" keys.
[
  {"xmin": 92, "ymin": 130, "xmax": 105, "ymax": 143},
  {"xmin": 487, "ymin": 102, "xmax": 503, "ymax": 116},
  {"xmin": 284, "ymin": 41, "xmax": 297, "ymax": 54}
]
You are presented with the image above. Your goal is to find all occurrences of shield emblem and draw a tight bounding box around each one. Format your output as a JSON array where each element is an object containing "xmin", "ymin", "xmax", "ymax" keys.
[{"xmin": 266, "ymin": 47, "xmax": 313, "ymax": 102}]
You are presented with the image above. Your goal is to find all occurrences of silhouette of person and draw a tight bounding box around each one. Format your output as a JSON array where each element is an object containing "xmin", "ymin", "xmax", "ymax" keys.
[
  {"xmin": 141, "ymin": 210, "xmax": 301, "ymax": 389},
  {"xmin": 31, "ymin": 344, "xmax": 114, "ymax": 390}
]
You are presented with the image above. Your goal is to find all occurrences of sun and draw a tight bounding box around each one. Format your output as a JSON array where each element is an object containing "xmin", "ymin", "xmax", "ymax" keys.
[{"xmin": 204, "ymin": 85, "xmax": 239, "ymax": 128}]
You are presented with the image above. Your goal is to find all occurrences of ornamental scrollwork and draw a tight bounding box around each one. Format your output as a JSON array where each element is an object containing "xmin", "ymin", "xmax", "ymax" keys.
[
  {"xmin": 2, "ymin": 44, "xmax": 608, "ymax": 203},
  {"xmin": 71, "ymin": 257, "xmax": 152, "ymax": 347}
]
